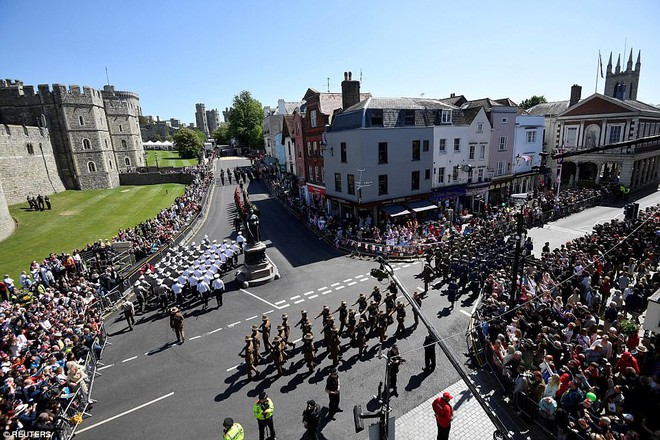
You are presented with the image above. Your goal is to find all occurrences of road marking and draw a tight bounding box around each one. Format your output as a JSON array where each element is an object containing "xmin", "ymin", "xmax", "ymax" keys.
[
  {"xmin": 360, "ymin": 278, "xmax": 368, "ymax": 282},
  {"xmin": 335, "ymin": 286, "xmax": 345, "ymax": 290},
  {"xmin": 279, "ymin": 303, "xmax": 290, "ymax": 309},
  {"xmin": 76, "ymin": 392, "xmax": 175, "ymax": 434},
  {"xmin": 320, "ymin": 290, "xmax": 331, "ymax": 295},
  {"xmin": 416, "ymin": 286, "xmax": 424, "ymax": 291},
  {"xmin": 303, "ymin": 291, "xmax": 314, "ymax": 296},
  {"xmin": 209, "ymin": 327, "xmax": 223, "ymax": 334},
  {"xmin": 227, "ymin": 322, "xmax": 240, "ymax": 328},
  {"xmin": 97, "ymin": 364, "xmax": 114, "ymax": 371},
  {"xmin": 294, "ymin": 299, "xmax": 305, "ymax": 304},
  {"xmin": 318, "ymin": 287, "xmax": 328, "ymax": 291},
  {"xmin": 122, "ymin": 356, "xmax": 137, "ymax": 363},
  {"xmin": 330, "ymin": 282, "xmax": 341, "ymax": 287},
  {"xmin": 347, "ymin": 281, "xmax": 357, "ymax": 286},
  {"xmin": 227, "ymin": 363, "xmax": 242, "ymax": 372},
  {"xmin": 190, "ymin": 335, "xmax": 202, "ymax": 340},
  {"xmin": 355, "ymin": 274, "xmax": 366, "ymax": 279},
  {"xmin": 309, "ymin": 294, "xmax": 318, "ymax": 299},
  {"xmin": 411, "ymin": 261, "xmax": 419, "ymax": 265},
  {"xmin": 393, "ymin": 267, "xmax": 401, "ymax": 271},
  {"xmin": 246, "ymin": 315, "xmax": 258, "ymax": 321},
  {"xmin": 343, "ymin": 278, "xmax": 353, "ymax": 283},
  {"xmin": 460, "ymin": 310, "xmax": 471, "ymax": 317},
  {"xmin": 240, "ymin": 289, "xmax": 281, "ymax": 309},
  {"xmin": 292, "ymin": 337, "xmax": 302, "ymax": 344},
  {"xmin": 264, "ymin": 309, "xmax": 274, "ymax": 314},
  {"xmin": 291, "ymin": 295, "xmax": 301, "ymax": 300},
  {"xmin": 402, "ymin": 264, "xmax": 410, "ymax": 268}
]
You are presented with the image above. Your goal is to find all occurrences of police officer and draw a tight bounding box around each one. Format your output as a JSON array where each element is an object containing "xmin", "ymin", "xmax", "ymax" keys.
[
  {"xmin": 303, "ymin": 332, "xmax": 317, "ymax": 373},
  {"xmin": 222, "ymin": 417, "xmax": 244, "ymax": 440},
  {"xmin": 260, "ymin": 315, "xmax": 273, "ymax": 352},
  {"xmin": 253, "ymin": 391, "xmax": 276, "ymax": 440},
  {"xmin": 332, "ymin": 301, "xmax": 348, "ymax": 334},
  {"xmin": 352, "ymin": 293, "xmax": 368, "ymax": 314}
]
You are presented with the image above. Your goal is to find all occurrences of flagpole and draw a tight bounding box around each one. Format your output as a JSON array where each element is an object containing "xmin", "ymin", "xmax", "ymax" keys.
[{"xmin": 595, "ymin": 51, "xmax": 600, "ymax": 93}]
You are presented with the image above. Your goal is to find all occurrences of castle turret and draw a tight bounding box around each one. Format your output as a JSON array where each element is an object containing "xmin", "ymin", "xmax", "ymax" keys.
[
  {"xmin": 102, "ymin": 85, "xmax": 145, "ymax": 173},
  {"xmin": 607, "ymin": 52, "xmax": 613, "ymax": 74},
  {"xmin": 626, "ymin": 49, "xmax": 633, "ymax": 71},
  {"xmin": 605, "ymin": 48, "xmax": 641, "ymax": 101},
  {"xmin": 615, "ymin": 54, "xmax": 621, "ymax": 74},
  {"xmin": 635, "ymin": 50, "xmax": 641, "ymax": 71}
]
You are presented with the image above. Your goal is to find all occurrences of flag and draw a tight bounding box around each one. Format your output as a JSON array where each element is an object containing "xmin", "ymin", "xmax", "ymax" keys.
[{"xmin": 599, "ymin": 51, "xmax": 604, "ymax": 78}]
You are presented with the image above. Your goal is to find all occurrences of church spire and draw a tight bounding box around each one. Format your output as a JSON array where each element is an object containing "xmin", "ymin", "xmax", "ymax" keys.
[
  {"xmin": 607, "ymin": 52, "xmax": 613, "ymax": 74},
  {"xmin": 635, "ymin": 50, "xmax": 641, "ymax": 71},
  {"xmin": 615, "ymin": 54, "xmax": 621, "ymax": 74},
  {"xmin": 626, "ymin": 48, "xmax": 633, "ymax": 71}
]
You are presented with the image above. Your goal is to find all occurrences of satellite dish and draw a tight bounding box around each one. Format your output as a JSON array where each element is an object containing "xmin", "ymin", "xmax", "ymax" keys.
[{"xmin": 462, "ymin": 165, "xmax": 471, "ymax": 172}]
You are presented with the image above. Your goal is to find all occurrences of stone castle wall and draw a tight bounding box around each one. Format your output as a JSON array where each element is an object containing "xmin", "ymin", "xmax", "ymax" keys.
[
  {"xmin": 0, "ymin": 124, "xmax": 66, "ymax": 205},
  {"xmin": 0, "ymin": 179, "xmax": 14, "ymax": 242}
]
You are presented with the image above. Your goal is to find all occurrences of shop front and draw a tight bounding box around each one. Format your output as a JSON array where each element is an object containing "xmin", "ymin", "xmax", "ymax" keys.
[{"xmin": 305, "ymin": 183, "xmax": 327, "ymax": 211}]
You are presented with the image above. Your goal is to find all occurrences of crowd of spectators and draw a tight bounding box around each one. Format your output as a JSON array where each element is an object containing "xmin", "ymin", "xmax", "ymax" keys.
[
  {"xmin": 479, "ymin": 206, "xmax": 660, "ymax": 439},
  {"xmin": 0, "ymin": 163, "xmax": 214, "ymax": 436}
]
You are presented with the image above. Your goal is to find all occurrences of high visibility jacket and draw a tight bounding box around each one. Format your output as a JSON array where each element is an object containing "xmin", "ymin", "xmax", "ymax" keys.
[
  {"xmin": 224, "ymin": 422, "xmax": 244, "ymax": 440},
  {"xmin": 253, "ymin": 398, "xmax": 274, "ymax": 420}
]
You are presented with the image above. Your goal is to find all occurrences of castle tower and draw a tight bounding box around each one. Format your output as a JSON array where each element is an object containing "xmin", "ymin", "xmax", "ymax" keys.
[
  {"xmin": 102, "ymin": 85, "xmax": 145, "ymax": 172},
  {"xmin": 195, "ymin": 103, "xmax": 209, "ymax": 136},
  {"xmin": 0, "ymin": 178, "xmax": 15, "ymax": 242},
  {"xmin": 604, "ymin": 49, "xmax": 641, "ymax": 100}
]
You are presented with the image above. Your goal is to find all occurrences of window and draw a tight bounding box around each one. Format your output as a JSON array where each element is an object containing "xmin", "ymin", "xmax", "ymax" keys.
[
  {"xmin": 438, "ymin": 167, "xmax": 445, "ymax": 183},
  {"xmin": 119, "ymin": 124, "xmax": 123, "ymax": 132},
  {"xmin": 425, "ymin": 169, "xmax": 430, "ymax": 180},
  {"xmin": 411, "ymin": 171, "xmax": 420, "ymax": 190},
  {"xmin": 125, "ymin": 157, "xmax": 131, "ymax": 166},
  {"xmin": 496, "ymin": 161, "xmax": 506, "ymax": 176},
  {"xmin": 340, "ymin": 142, "xmax": 347, "ymax": 163},
  {"xmin": 467, "ymin": 168, "xmax": 473, "ymax": 184},
  {"xmin": 334, "ymin": 173, "xmax": 342, "ymax": 192},
  {"xmin": 313, "ymin": 141, "xmax": 317, "ymax": 156},
  {"xmin": 295, "ymin": 122, "xmax": 300, "ymax": 135},
  {"xmin": 87, "ymin": 161, "xmax": 97, "ymax": 172},
  {"xmin": 310, "ymin": 110, "xmax": 317, "ymax": 128},
  {"xmin": 454, "ymin": 138, "xmax": 461, "ymax": 152},
  {"xmin": 378, "ymin": 174, "xmax": 388, "ymax": 195},
  {"xmin": 439, "ymin": 139, "xmax": 446, "ymax": 152},
  {"xmin": 104, "ymin": 139, "xmax": 108, "ymax": 149},
  {"xmin": 441, "ymin": 110, "xmax": 452, "ymax": 124},
  {"xmin": 298, "ymin": 149, "xmax": 301, "ymax": 158},
  {"xmin": 480, "ymin": 145, "xmax": 486, "ymax": 159},
  {"xmin": 412, "ymin": 140, "xmax": 421, "ymax": 161},
  {"xmin": 564, "ymin": 126, "xmax": 578, "ymax": 147},
  {"xmin": 502, "ymin": 118, "xmax": 508, "ymax": 124},
  {"xmin": 347, "ymin": 174, "xmax": 355, "ymax": 195},
  {"xmin": 469, "ymin": 144, "xmax": 475, "ymax": 160},
  {"xmin": 27, "ymin": 143, "xmax": 34, "ymax": 154},
  {"xmin": 79, "ymin": 115, "xmax": 84, "ymax": 126},
  {"xmin": 82, "ymin": 138, "xmax": 91, "ymax": 150},
  {"xmin": 371, "ymin": 110, "xmax": 383, "ymax": 126},
  {"xmin": 404, "ymin": 110, "xmax": 415, "ymax": 125},
  {"xmin": 477, "ymin": 122, "xmax": 483, "ymax": 133},
  {"xmin": 423, "ymin": 140, "xmax": 429, "ymax": 152},
  {"xmin": 121, "ymin": 139, "xmax": 127, "ymax": 149},
  {"xmin": 308, "ymin": 166, "xmax": 313, "ymax": 179},
  {"xmin": 307, "ymin": 142, "xmax": 311, "ymax": 156},
  {"xmin": 314, "ymin": 166, "xmax": 319, "ymax": 181},
  {"xmin": 478, "ymin": 168, "xmax": 484, "ymax": 182},
  {"xmin": 498, "ymin": 136, "xmax": 507, "ymax": 151},
  {"xmin": 109, "ymin": 160, "xmax": 113, "ymax": 170},
  {"xmin": 608, "ymin": 125, "xmax": 623, "ymax": 143},
  {"xmin": 526, "ymin": 130, "xmax": 536, "ymax": 143},
  {"xmin": 378, "ymin": 142, "xmax": 388, "ymax": 164}
]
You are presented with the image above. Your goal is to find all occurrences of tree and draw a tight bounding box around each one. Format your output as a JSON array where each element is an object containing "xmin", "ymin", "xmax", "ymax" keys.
[
  {"xmin": 519, "ymin": 95, "xmax": 548, "ymax": 110},
  {"xmin": 173, "ymin": 127, "xmax": 203, "ymax": 159},
  {"xmin": 212, "ymin": 123, "xmax": 231, "ymax": 145},
  {"xmin": 227, "ymin": 91, "xmax": 264, "ymax": 150}
]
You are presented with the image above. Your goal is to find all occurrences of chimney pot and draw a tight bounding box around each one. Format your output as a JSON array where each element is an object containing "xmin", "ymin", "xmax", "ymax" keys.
[{"xmin": 569, "ymin": 84, "xmax": 582, "ymax": 107}]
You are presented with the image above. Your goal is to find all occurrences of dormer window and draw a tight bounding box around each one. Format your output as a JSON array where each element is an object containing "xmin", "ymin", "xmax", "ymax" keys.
[{"xmin": 441, "ymin": 110, "xmax": 452, "ymax": 124}]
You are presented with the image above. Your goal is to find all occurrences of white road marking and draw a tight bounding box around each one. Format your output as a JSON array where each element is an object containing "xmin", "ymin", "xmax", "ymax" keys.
[
  {"xmin": 226, "ymin": 363, "xmax": 242, "ymax": 372},
  {"xmin": 76, "ymin": 392, "xmax": 175, "ymax": 434},
  {"xmin": 393, "ymin": 267, "xmax": 401, "ymax": 271},
  {"xmin": 291, "ymin": 295, "xmax": 301, "ymax": 300},
  {"xmin": 246, "ymin": 315, "xmax": 258, "ymax": 321},
  {"xmin": 335, "ymin": 286, "xmax": 345, "ymax": 290},
  {"xmin": 330, "ymin": 282, "xmax": 341, "ymax": 287},
  {"xmin": 347, "ymin": 281, "xmax": 357, "ymax": 286},
  {"xmin": 227, "ymin": 322, "xmax": 240, "ymax": 328},
  {"xmin": 365, "ymin": 273, "xmax": 371, "ymax": 276},
  {"xmin": 309, "ymin": 294, "xmax": 318, "ymax": 299},
  {"xmin": 343, "ymin": 278, "xmax": 353, "ymax": 283},
  {"xmin": 122, "ymin": 356, "xmax": 137, "ymax": 363},
  {"xmin": 97, "ymin": 364, "xmax": 114, "ymax": 371},
  {"xmin": 318, "ymin": 287, "xmax": 328, "ymax": 291},
  {"xmin": 355, "ymin": 274, "xmax": 366, "ymax": 279},
  {"xmin": 240, "ymin": 289, "xmax": 281, "ymax": 309},
  {"xmin": 274, "ymin": 300, "xmax": 287, "ymax": 305},
  {"xmin": 209, "ymin": 327, "xmax": 223, "ymax": 334},
  {"xmin": 279, "ymin": 303, "xmax": 290, "ymax": 309},
  {"xmin": 360, "ymin": 278, "xmax": 369, "ymax": 282},
  {"xmin": 294, "ymin": 299, "xmax": 305, "ymax": 304},
  {"xmin": 411, "ymin": 261, "xmax": 419, "ymax": 265},
  {"xmin": 292, "ymin": 337, "xmax": 302, "ymax": 343},
  {"xmin": 190, "ymin": 335, "xmax": 201, "ymax": 340},
  {"xmin": 303, "ymin": 291, "xmax": 314, "ymax": 296},
  {"xmin": 402, "ymin": 264, "xmax": 411, "ymax": 268},
  {"xmin": 416, "ymin": 286, "xmax": 424, "ymax": 291},
  {"xmin": 264, "ymin": 309, "xmax": 274, "ymax": 314},
  {"xmin": 320, "ymin": 290, "xmax": 331, "ymax": 295},
  {"xmin": 460, "ymin": 310, "xmax": 471, "ymax": 317}
]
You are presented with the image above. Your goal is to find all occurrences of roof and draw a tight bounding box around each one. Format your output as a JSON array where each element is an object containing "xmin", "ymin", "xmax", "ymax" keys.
[
  {"xmin": 345, "ymin": 96, "xmax": 455, "ymax": 112},
  {"xmin": 463, "ymin": 97, "xmax": 518, "ymax": 112},
  {"xmin": 439, "ymin": 95, "xmax": 468, "ymax": 106},
  {"xmin": 283, "ymin": 101, "xmax": 303, "ymax": 114},
  {"xmin": 558, "ymin": 93, "xmax": 660, "ymax": 118},
  {"xmin": 450, "ymin": 107, "xmax": 482, "ymax": 126},
  {"xmin": 526, "ymin": 101, "xmax": 570, "ymax": 116}
]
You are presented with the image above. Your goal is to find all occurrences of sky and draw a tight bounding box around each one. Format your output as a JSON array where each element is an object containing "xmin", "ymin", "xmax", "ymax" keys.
[{"xmin": 2, "ymin": 0, "xmax": 659, "ymax": 125}]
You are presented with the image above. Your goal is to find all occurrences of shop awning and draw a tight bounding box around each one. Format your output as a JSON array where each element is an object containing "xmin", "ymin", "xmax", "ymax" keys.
[
  {"xmin": 380, "ymin": 205, "xmax": 410, "ymax": 217},
  {"xmin": 405, "ymin": 200, "xmax": 438, "ymax": 213}
]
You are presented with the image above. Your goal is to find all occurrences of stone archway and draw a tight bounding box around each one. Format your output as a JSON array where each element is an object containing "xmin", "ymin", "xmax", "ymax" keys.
[
  {"xmin": 560, "ymin": 162, "xmax": 576, "ymax": 185},
  {"xmin": 578, "ymin": 162, "xmax": 598, "ymax": 183}
]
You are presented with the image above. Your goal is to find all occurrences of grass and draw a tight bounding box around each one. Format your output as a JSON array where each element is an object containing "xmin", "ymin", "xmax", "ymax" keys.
[
  {"xmin": 145, "ymin": 150, "xmax": 198, "ymax": 167},
  {"xmin": 0, "ymin": 184, "xmax": 186, "ymax": 279}
]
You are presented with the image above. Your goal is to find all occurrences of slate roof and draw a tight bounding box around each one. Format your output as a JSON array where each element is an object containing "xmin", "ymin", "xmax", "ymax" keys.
[
  {"xmin": 463, "ymin": 97, "xmax": 518, "ymax": 112},
  {"xmin": 439, "ymin": 95, "xmax": 468, "ymax": 106},
  {"xmin": 345, "ymin": 96, "xmax": 455, "ymax": 112},
  {"xmin": 451, "ymin": 107, "xmax": 482, "ymax": 126},
  {"xmin": 526, "ymin": 101, "xmax": 570, "ymax": 116}
]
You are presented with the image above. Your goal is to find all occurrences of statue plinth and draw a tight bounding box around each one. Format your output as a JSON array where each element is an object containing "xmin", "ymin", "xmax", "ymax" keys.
[{"xmin": 236, "ymin": 241, "xmax": 279, "ymax": 288}]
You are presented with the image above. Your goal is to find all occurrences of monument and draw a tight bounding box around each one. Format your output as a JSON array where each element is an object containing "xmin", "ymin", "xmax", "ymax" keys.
[{"xmin": 235, "ymin": 186, "xmax": 279, "ymax": 288}]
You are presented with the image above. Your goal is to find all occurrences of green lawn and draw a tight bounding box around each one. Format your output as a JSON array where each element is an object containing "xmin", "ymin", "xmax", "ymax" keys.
[
  {"xmin": 0, "ymin": 184, "xmax": 186, "ymax": 279},
  {"xmin": 145, "ymin": 150, "xmax": 198, "ymax": 167}
]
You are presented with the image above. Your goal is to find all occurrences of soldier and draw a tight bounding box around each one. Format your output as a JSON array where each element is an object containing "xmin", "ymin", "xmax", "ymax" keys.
[
  {"xmin": 169, "ymin": 306, "xmax": 185, "ymax": 343},
  {"xmin": 412, "ymin": 290, "xmax": 424, "ymax": 327},
  {"xmin": 367, "ymin": 286, "xmax": 382, "ymax": 305},
  {"xmin": 239, "ymin": 336, "xmax": 259, "ymax": 381},
  {"xmin": 260, "ymin": 315, "xmax": 273, "ymax": 352},
  {"xmin": 281, "ymin": 314, "xmax": 295, "ymax": 349},
  {"xmin": 366, "ymin": 300, "xmax": 379, "ymax": 336},
  {"xmin": 347, "ymin": 309, "xmax": 358, "ymax": 347},
  {"xmin": 394, "ymin": 301, "xmax": 407, "ymax": 335},
  {"xmin": 302, "ymin": 333, "xmax": 317, "ymax": 373},
  {"xmin": 352, "ymin": 293, "xmax": 368, "ymax": 314},
  {"xmin": 423, "ymin": 263, "xmax": 434, "ymax": 294},
  {"xmin": 332, "ymin": 301, "xmax": 348, "ymax": 334},
  {"xmin": 275, "ymin": 325, "xmax": 289, "ymax": 360},
  {"xmin": 271, "ymin": 336, "xmax": 285, "ymax": 376},
  {"xmin": 250, "ymin": 325, "xmax": 263, "ymax": 364},
  {"xmin": 315, "ymin": 305, "xmax": 332, "ymax": 327},
  {"xmin": 328, "ymin": 326, "xmax": 342, "ymax": 366},
  {"xmin": 133, "ymin": 281, "xmax": 147, "ymax": 314},
  {"xmin": 355, "ymin": 318, "xmax": 368, "ymax": 357},
  {"xmin": 388, "ymin": 281, "xmax": 398, "ymax": 295},
  {"xmin": 322, "ymin": 316, "xmax": 335, "ymax": 350},
  {"xmin": 377, "ymin": 310, "xmax": 389, "ymax": 343},
  {"xmin": 387, "ymin": 344, "xmax": 405, "ymax": 398},
  {"xmin": 301, "ymin": 319, "xmax": 313, "ymax": 338},
  {"xmin": 384, "ymin": 291, "xmax": 397, "ymax": 323},
  {"xmin": 294, "ymin": 310, "xmax": 309, "ymax": 331},
  {"xmin": 447, "ymin": 278, "xmax": 459, "ymax": 310}
]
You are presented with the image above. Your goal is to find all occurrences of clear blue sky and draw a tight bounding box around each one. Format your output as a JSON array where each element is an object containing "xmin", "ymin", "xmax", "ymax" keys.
[{"xmin": 2, "ymin": 0, "xmax": 659, "ymax": 125}]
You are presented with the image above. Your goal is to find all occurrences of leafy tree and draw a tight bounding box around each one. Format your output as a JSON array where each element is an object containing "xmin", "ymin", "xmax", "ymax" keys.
[
  {"xmin": 212, "ymin": 123, "xmax": 231, "ymax": 145},
  {"xmin": 519, "ymin": 95, "xmax": 548, "ymax": 110},
  {"xmin": 227, "ymin": 91, "xmax": 264, "ymax": 150},
  {"xmin": 173, "ymin": 127, "xmax": 203, "ymax": 159}
]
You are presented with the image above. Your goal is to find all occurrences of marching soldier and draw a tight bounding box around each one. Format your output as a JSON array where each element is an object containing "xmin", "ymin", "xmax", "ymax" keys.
[
  {"xmin": 367, "ymin": 286, "xmax": 382, "ymax": 305},
  {"xmin": 303, "ymin": 332, "xmax": 317, "ymax": 373},
  {"xmin": 384, "ymin": 291, "xmax": 397, "ymax": 324},
  {"xmin": 356, "ymin": 318, "xmax": 368, "ymax": 357},
  {"xmin": 239, "ymin": 336, "xmax": 259, "ymax": 381},
  {"xmin": 423, "ymin": 263, "xmax": 434, "ymax": 294},
  {"xmin": 412, "ymin": 290, "xmax": 424, "ymax": 327},
  {"xmin": 394, "ymin": 301, "xmax": 407, "ymax": 335},
  {"xmin": 250, "ymin": 325, "xmax": 263, "ymax": 364},
  {"xmin": 315, "ymin": 305, "xmax": 332, "ymax": 327},
  {"xmin": 347, "ymin": 309, "xmax": 357, "ymax": 346},
  {"xmin": 366, "ymin": 300, "xmax": 379, "ymax": 336},
  {"xmin": 328, "ymin": 326, "xmax": 342, "ymax": 366},
  {"xmin": 352, "ymin": 293, "xmax": 368, "ymax": 314},
  {"xmin": 275, "ymin": 325, "xmax": 289, "ymax": 360},
  {"xmin": 301, "ymin": 319, "xmax": 313, "ymax": 338},
  {"xmin": 294, "ymin": 310, "xmax": 309, "ymax": 331},
  {"xmin": 387, "ymin": 344, "xmax": 405, "ymax": 398},
  {"xmin": 332, "ymin": 301, "xmax": 348, "ymax": 334},
  {"xmin": 281, "ymin": 314, "xmax": 295, "ymax": 349},
  {"xmin": 322, "ymin": 316, "xmax": 335, "ymax": 350},
  {"xmin": 271, "ymin": 336, "xmax": 285, "ymax": 376},
  {"xmin": 377, "ymin": 310, "xmax": 389, "ymax": 342},
  {"xmin": 260, "ymin": 314, "xmax": 273, "ymax": 352},
  {"xmin": 388, "ymin": 281, "xmax": 398, "ymax": 295}
]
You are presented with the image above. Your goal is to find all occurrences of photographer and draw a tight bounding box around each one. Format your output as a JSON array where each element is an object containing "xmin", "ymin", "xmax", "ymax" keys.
[{"xmin": 252, "ymin": 391, "xmax": 276, "ymax": 440}]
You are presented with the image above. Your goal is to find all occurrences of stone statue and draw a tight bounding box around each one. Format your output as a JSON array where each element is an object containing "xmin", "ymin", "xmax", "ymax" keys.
[{"xmin": 247, "ymin": 210, "xmax": 261, "ymax": 244}]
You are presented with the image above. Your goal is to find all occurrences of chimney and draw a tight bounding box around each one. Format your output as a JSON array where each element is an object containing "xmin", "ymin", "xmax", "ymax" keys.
[
  {"xmin": 450, "ymin": 93, "xmax": 456, "ymax": 98},
  {"xmin": 341, "ymin": 70, "xmax": 361, "ymax": 110},
  {"xmin": 569, "ymin": 84, "xmax": 582, "ymax": 106}
]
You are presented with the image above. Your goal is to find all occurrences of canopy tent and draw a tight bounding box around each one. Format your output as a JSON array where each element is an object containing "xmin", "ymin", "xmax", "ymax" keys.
[
  {"xmin": 380, "ymin": 205, "xmax": 410, "ymax": 217},
  {"xmin": 405, "ymin": 200, "xmax": 438, "ymax": 213}
]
